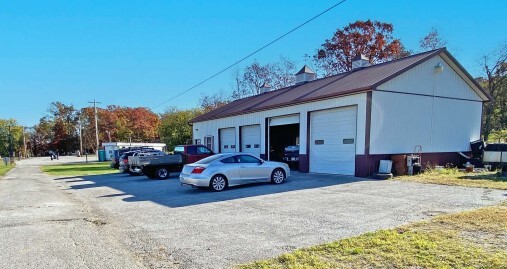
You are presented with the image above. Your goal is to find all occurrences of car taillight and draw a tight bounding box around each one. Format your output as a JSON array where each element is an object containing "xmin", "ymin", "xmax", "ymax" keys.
[{"xmin": 191, "ymin": 167, "xmax": 206, "ymax": 174}]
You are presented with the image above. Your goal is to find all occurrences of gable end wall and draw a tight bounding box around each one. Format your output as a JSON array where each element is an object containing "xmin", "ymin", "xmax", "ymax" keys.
[
  {"xmin": 371, "ymin": 55, "xmax": 483, "ymax": 154},
  {"xmin": 377, "ymin": 55, "xmax": 482, "ymax": 101}
]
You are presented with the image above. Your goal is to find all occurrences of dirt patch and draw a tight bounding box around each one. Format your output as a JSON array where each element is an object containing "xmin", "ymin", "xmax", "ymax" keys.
[
  {"xmin": 48, "ymin": 218, "xmax": 81, "ymax": 223},
  {"xmin": 84, "ymin": 218, "xmax": 107, "ymax": 226},
  {"xmin": 423, "ymin": 210, "xmax": 447, "ymax": 217}
]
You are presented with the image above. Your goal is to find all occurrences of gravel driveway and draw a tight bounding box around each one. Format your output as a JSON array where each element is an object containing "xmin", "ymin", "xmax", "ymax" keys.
[{"xmin": 2, "ymin": 157, "xmax": 506, "ymax": 268}]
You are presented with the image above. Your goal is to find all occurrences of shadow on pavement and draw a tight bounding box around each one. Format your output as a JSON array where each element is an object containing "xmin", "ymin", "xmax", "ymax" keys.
[{"xmin": 54, "ymin": 171, "xmax": 369, "ymax": 208}]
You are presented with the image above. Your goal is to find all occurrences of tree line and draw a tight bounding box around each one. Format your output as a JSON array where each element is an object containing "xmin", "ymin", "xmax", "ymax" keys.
[
  {"xmin": 26, "ymin": 102, "xmax": 160, "ymax": 156},
  {"xmin": 0, "ymin": 119, "xmax": 25, "ymax": 158},
  {"xmin": 479, "ymin": 45, "xmax": 507, "ymax": 142},
  {"xmin": 2, "ymin": 20, "xmax": 505, "ymax": 158}
]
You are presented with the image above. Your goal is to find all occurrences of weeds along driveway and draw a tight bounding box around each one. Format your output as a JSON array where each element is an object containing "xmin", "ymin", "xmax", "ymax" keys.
[{"xmin": 52, "ymin": 170, "xmax": 507, "ymax": 269}]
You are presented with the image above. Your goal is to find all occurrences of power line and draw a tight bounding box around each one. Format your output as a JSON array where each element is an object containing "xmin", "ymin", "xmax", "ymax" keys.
[{"xmin": 151, "ymin": 0, "xmax": 349, "ymax": 110}]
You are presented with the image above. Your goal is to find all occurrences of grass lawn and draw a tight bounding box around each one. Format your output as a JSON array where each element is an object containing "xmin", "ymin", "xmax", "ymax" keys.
[
  {"xmin": 395, "ymin": 168, "xmax": 507, "ymax": 190},
  {"xmin": 239, "ymin": 203, "xmax": 507, "ymax": 269},
  {"xmin": 0, "ymin": 163, "xmax": 15, "ymax": 177},
  {"xmin": 41, "ymin": 162, "xmax": 118, "ymax": 176}
]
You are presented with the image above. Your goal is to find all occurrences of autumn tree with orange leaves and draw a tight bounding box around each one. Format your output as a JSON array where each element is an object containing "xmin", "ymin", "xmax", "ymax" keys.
[
  {"xmin": 314, "ymin": 20, "xmax": 409, "ymax": 76},
  {"xmin": 31, "ymin": 103, "xmax": 160, "ymax": 155},
  {"xmin": 80, "ymin": 106, "xmax": 160, "ymax": 151}
]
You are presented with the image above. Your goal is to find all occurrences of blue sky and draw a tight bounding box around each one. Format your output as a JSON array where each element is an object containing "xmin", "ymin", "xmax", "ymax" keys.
[{"xmin": 1, "ymin": 0, "xmax": 506, "ymax": 126}]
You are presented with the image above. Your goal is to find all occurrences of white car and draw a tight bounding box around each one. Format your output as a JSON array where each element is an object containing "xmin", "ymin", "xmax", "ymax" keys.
[{"xmin": 180, "ymin": 153, "xmax": 290, "ymax": 191}]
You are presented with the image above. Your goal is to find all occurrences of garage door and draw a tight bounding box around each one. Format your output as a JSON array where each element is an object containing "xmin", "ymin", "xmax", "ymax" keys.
[
  {"xmin": 269, "ymin": 114, "xmax": 299, "ymax": 126},
  {"xmin": 241, "ymin": 125, "xmax": 261, "ymax": 157},
  {"xmin": 310, "ymin": 106, "xmax": 357, "ymax": 175},
  {"xmin": 219, "ymin": 128, "xmax": 236, "ymax": 153}
]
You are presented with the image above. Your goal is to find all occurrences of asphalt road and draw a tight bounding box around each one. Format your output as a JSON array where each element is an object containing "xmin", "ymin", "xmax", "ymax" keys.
[{"xmin": 1, "ymin": 157, "xmax": 506, "ymax": 269}]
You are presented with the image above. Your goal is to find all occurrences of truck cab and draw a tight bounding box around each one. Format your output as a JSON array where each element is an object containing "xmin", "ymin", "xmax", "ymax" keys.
[{"xmin": 174, "ymin": 145, "xmax": 214, "ymax": 163}]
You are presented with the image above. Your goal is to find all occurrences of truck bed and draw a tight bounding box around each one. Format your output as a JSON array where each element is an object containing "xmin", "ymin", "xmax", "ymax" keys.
[{"xmin": 129, "ymin": 154, "xmax": 183, "ymax": 167}]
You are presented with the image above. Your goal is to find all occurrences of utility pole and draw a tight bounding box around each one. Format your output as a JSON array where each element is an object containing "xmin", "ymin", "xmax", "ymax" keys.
[
  {"xmin": 84, "ymin": 127, "xmax": 88, "ymax": 163},
  {"xmin": 88, "ymin": 99, "xmax": 101, "ymax": 156},
  {"xmin": 22, "ymin": 126, "xmax": 27, "ymax": 158},
  {"xmin": 78, "ymin": 113, "xmax": 83, "ymax": 157},
  {"xmin": 7, "ymin": 125, "xmax": 13, "ymax": 159}
]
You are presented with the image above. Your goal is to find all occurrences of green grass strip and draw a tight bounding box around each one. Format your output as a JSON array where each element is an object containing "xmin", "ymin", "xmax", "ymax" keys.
[
  {"xmin": 41, "ymin": 162, "xmax": 118, "ymax": 176},
  {"xmin": 239, "ymin": 205, "xmax": 507, "ymax": 269},
  {"xmin": 0, "ymin": 163, "xmax": 15, "ymax": 177}
]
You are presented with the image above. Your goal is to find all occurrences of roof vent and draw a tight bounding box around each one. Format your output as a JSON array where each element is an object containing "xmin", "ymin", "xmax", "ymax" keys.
[
  {"xmin": 352, "ymin": 54, "xmax": 370, "ymax": 70},
  {"xmin": 259, "ymin": 82, "xmax": 271, "ymax": 94},
  {"xmin": 295, "ymin": 65, "xmax": 316, "ymax": 85}
]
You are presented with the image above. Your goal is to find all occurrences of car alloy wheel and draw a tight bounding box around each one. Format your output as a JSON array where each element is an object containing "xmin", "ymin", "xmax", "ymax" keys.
[
  {"xmin": 272, "ymin": 169, "xmax": 285, "ymax": 184},
  {"xmin": 129, "ymin": 166, "xmax": 143, "ymax": 176},
  {"xmin": 210, "ymin": 175, "xmax": 227, "ymax": 191},
  {"xmin": 156, "ymin": 167, "xmax": 169, "ymax": 179}
]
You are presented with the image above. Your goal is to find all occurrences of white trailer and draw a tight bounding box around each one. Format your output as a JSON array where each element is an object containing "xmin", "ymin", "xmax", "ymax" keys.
[{"xmin": 102, "ymin": 142, "xmax": 166, "ymax": 161}]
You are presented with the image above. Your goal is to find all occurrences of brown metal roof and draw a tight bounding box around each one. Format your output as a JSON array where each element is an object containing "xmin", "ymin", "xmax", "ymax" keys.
[{"xmin": 190, "ymin": 48, "xmax": 488, "ymax": 123}]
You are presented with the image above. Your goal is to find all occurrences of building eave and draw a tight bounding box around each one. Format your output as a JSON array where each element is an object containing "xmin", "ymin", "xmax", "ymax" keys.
[
  {"xmin": 190, "ymin": 88, "xmax": 372, "ymax": 123},
  {"xmin": 438, "ymin": 50, "xmax": 491, "ymax": 102}
]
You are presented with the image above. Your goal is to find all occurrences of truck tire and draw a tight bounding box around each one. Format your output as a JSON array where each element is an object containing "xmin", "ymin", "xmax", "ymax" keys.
[
  {"xmin": 144, "ymin": 168, "xmax": 157, "ymax": 179},
  {"xmin": 156, "ymin": 167, "xmax": 170, "ymax": 180}
]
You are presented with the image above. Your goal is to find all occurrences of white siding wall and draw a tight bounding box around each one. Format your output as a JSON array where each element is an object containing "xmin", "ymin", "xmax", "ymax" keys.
[
  {"xmin": 377, "ymin": 55, "xmax": 482, "ymax": 101},
  {"xmin": 370, "ymin": 91, "xmax": 482, "ymax": 154},
  {"xmin": 192, "ymin": 93, "xmax": 367, "ymax": 155}
]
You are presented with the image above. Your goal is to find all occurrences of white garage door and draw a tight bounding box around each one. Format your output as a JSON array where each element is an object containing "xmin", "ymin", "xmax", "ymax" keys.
[
  {"xmin": 219, "ymin": 128, "xmax": 236, "ymax": 153},
  {"xmin": 241, "ymin": 125, "xmax": 261, "ymax": 157},
  {"xmin": 269, "ymin": 114, "xmax": 299, "ymax": 126},
  {"xmin": 310, "ymin": 106, "xmax": 357, "ymax": 175}
]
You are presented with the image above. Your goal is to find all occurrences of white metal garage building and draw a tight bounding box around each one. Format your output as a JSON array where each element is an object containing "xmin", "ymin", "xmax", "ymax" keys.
[{"xmin": 190, "ymin": 48, "xmax": 490, "ymax": 177}]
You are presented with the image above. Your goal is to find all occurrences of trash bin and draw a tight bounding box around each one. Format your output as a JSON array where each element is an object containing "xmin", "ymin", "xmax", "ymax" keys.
[
  {"xmin": 390, "ymin": 155, "xmax": 407, "ymax": 176},
  {"xmin": 98, "ymin": 150, "xmax": 106, "ymax": 162}
]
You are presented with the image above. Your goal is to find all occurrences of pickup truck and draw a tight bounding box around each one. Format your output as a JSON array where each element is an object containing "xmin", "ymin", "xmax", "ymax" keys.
[
  {"xmin": 129, "ymin": 145, "xmax": 214, "ymax": 179},
  {"xmin": 111, "ymin": 146, "xmax": 154, "ymax": 169}
]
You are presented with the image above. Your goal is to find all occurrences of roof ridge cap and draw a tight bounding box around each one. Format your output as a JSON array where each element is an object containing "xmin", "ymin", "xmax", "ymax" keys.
[{"xmin": 349, "ymin": 48, "xmax": 444, "ymax": 72}]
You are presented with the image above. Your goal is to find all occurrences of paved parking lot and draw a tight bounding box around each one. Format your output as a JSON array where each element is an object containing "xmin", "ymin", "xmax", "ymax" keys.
[{"xmin": 1, "ymin": 157, "xmax": 506, "ymax": 268}]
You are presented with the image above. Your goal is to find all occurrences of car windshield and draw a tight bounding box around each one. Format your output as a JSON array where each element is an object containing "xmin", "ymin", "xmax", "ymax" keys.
[
  {"xmin": 285, "ymin": 145, "xmax": 299, "ymax": 151},
  {"xmin": 195, "ymin": 154, "xmax": 226, "ymax": 164},
  {"xmin": 174, "ymin": 146, "xmax": 185, "ymax": 153}
]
